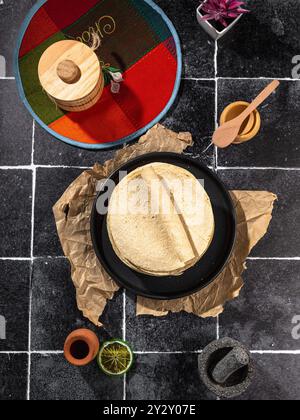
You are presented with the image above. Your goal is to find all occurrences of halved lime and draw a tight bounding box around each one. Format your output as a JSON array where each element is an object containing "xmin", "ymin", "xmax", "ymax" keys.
[{"xmin": 98, "ymin": 340, "xmax": 133, "ymax": 376}]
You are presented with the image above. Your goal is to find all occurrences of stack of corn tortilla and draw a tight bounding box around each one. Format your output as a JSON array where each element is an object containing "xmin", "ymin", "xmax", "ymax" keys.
[{"xmin": 107, "ymin": 163, "xmax": 215, "ymax": 276}]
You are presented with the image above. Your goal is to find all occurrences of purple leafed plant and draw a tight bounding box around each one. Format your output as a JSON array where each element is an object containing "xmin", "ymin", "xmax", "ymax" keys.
[{"xmin": 200, "ymin": 0, "xmax": 249, "ymax": 28}]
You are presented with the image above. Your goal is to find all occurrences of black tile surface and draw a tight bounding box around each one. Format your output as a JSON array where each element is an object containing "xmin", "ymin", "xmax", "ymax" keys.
[
  {"xmin": 34, "ymin": 123, "xmax": 116, "ymax": 167},
  {"xmin": 0, "ymin": 81, "xmax": 32, "ymax": 166},
  {"xmin": 126, "ymin": 292, "xmax": 216, "ymax": 352},
  {"xmin": 157, "ymin": 0, "xmax": 215, "ymax": 78},
  {"xmin": 217, "ymin": 79, "xmax": 300, "ymax": 168},
  {"xmin": 34, "ymin": 167, "xmax": 82, "ymax": 256},
  {"xmin": 217, "ymin": 0, "xmax": 300, "ymax": 78},
  {"xmin": 219, "ymin": 260, "xmax": 300, "ymax": 350},
  {"xmin": 0, "ymin": 354, "xmax": 28, "ymax": 401},
  {"xmin": 127, "ymin": 353, "xmax": 215, "ymax": 400},
  {"xmin": 235, "ymin": 354, "xmax": 300, "ymax": 401},
  {"xmin": 0, "ymin": 0, "xmax": 35, "ymax": 76},
  {"xmin": 0, "ymin": 169, "xmax": 32, "ymax": 257},
  {"xmin": 162, "ymin": 79, "xmax": 215, "ymax": 164},
  {"xmin": 30, "ymin": 354, "xmax": 123, "ymax": 400},
  {"xmin": 218, "ymin": 169, "xmax": 300, "ymax": 258},
  {"xmin": 31, "ymin": 258, "xmax": 123, "ymax": 350},
  {"xmin": 34, "ymin": 80, "xmax": 216, "ymax": 166},
  {"xmin": 0, "ymin": 260, "xmax": 30, "ymax": 351}
]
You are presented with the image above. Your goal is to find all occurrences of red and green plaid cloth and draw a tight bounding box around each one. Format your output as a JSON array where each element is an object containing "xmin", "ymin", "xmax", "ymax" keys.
[{"xmin": 17, "ymin": 0, "xmax": 181, "ymax": 148}]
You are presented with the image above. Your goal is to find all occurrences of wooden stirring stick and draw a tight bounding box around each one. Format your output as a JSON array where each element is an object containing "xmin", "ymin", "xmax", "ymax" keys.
[{"xmin": 213, "ymin": 80, "xmax": 280, "ymax": 148}]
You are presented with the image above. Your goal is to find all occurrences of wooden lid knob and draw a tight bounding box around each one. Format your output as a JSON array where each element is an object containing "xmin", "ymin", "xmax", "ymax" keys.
[
  {"xmin": 57, "ymin": 60, "xmax": 81, "ymax": 84},
  {"xmin": 38, "ymin": 40, "xmax": 101, "ymax": 102}
]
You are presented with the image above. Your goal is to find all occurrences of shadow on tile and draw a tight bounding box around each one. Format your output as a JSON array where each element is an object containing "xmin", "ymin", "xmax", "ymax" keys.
[
  {"xmin": 0, "ymin": 170, "xmax": 32, "ymax": 257},
  {"xmin": 30, "ymin": 354, "xmax": 123, "ymax": 400},
  {"xmin": 0, "ymin": 261, "xmax": 30, "ymax": 351},
  {"xmin": 219, "ymin": 169, "xmax": 300, "ymax": 257},
  {"xmin": 219, "ymin": 260, "xmax": 300, "ymax": 350},
  {"xmin": 231, "ymin": 354, "xmax": 300, "ymax": 400},
  {"xmin": 217, "ymin": 0, "xmax": 300, "ymax": 78},
  {"xmin": 127, "ymin": 353, "xmax": 216, "ymax": 400},
  {"xmin": 0, "ymin": 354, "xmax": 28, "ymax": 401},
  {"xmin": 31, "ymin": 258, "xmax": 123, "ymax": 350},
  {"xmin": 126, "ymin": 292, "xmax": 216, "ymax": 352}
]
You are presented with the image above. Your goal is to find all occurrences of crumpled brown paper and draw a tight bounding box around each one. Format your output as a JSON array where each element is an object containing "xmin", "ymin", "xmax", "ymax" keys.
[
  {"xmin": 137, "ymin": 190, "xmax": 277, "ymax": 318},
  {"xmin": 53, "ymin": 124, "xmax": 277, "ymax": 326}
]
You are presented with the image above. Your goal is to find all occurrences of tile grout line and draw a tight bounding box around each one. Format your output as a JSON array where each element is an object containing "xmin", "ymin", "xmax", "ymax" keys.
[
  {"xmin": 214, "ymin": 80, "xmax": 218, "ymax": 173},
  {"xmin": 123, "ymin": 290, "xmax": 127, "ymax": 401},
  {"xmin": 214, "ymin": 40, "xmax": 220, "ymax": 342},
  {"xmin": 0, "ymin": 256, "xmax": 67, "ymax": 261},
  {"xmin": 0, "ymin": 165, "xmax": 91, "ymax": 170},
  {"xmin": 183, "ymin": 78, "xmax": 215, "ymax": 81},
  {"xmin": 31, "ymin": 351, "xmax": 63, "ymax": 354},
  {"xmin": 216, "ymin": 316, "xmax": 220, "ymax": 341},
  {"xmin": 26, "ymin": 271, "xmax": 32, "ymax": 402},
  {"xmin": 214, "ymin": 40, "xmax": 218, "ymax": 173},
  {"xmin": 134, "ymin": 350, "xmax": 300, "ymax": 355},
  {"xmin": 183, "ymin": 77, "xmax": 300, "ymax": 82},
  {"xmin": 250, "ymin": 350, "xmax": 300, "ymax": 355},
  {"xmin": 1, "ymin": 350, "xmax": 300, "ymax": 355},
  {"xmin": 123, "ymin": 373, "xmax": 127, "ymax": 401},
  {"xmin": 219, "ymin": 77, "xmax": 300, "ymax": 82},
  {"xmin": 134, "ymin": 351, "xmax": 203, "ymax": 355},
  {"xmin": 2, "ymin": 77, "xmax": 300, "ymax": 82},
  {"xmin": 123, "ymin": 291, "xmax": 127, "ymax": 342},
  {"xmin": 218, "ymin": 167, "xmax": 300, "ymax": 171},
  {"xmin": 247, "ymin": 257, "xmax": 300, "ymax": 260},
  {"xmin": 0, "ymin": 257, "xmax": 32, "ymax": 261},
  {"xmin": 1, "ymin": 256, "xmax": 300, "ymax": 261},
  {"xmin": 214, "ymin": 40, "xmax": 218, "ymax": 161},
  {"xmin": 1, "ymin": 165, "xmax": 300, "ymax": 171},
  {"xmin": 27, "ymin": 120, "xmax": 36, "ymax": 401}
]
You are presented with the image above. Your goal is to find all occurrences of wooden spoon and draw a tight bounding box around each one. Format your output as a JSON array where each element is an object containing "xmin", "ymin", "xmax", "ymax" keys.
[
  {"xmin": 213, "ymin": 80, "xmax": 280, "ymax": 148},
  {"xmin": 239, "ymin": 112, "xmax": 255, "ymax": 136}
]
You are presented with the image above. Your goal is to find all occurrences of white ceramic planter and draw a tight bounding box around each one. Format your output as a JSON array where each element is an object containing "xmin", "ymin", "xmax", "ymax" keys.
[{"xmin": 197, "ymin": 2, "xmax": 243, "ymax": 40}]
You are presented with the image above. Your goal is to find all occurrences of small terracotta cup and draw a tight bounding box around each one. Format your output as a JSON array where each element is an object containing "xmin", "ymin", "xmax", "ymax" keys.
[
  {"xmin": 64, "ymin": 329, "xmax": 100, "ymax": 366},
  {"xmin": 220, "ymin": 101, "xmax": 261, "ymax": 144}
]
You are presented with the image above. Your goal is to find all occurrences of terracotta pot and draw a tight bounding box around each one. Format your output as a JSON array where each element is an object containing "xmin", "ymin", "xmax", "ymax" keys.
[
  {"xmin": 220, "ymin": 101, "xmax": 261, "ymax": 144},
  {"xmin": 64, "ymin": 329, "xmax": 100, "ymax": 366}
]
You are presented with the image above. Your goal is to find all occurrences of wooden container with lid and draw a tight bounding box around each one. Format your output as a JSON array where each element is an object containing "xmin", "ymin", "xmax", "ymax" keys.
[{"xmin": 38, "ymin": 40, "xmax": 104, "ymax": 112}]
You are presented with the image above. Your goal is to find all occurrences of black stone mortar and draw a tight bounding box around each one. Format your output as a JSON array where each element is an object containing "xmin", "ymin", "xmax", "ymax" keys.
[{"xmin": 198, "ymin": 338, "xmax": 255, "ymax": 399}]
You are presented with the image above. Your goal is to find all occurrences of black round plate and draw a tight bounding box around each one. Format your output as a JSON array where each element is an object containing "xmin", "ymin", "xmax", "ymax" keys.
[{"xmin": 91, "ymin": 153, "xmax": 236, "ymax": 300}]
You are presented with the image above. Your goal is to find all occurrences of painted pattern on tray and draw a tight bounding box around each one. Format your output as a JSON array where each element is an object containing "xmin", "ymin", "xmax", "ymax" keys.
[{"xmin": 17, "ymin": 0, "xmax": 180, "ymax": 147}]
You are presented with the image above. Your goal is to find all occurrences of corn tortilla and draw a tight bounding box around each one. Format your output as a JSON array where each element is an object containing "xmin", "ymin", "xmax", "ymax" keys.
[{"xmin": 107, "ymin": 163, "xmax": 215, "ymax": 276}]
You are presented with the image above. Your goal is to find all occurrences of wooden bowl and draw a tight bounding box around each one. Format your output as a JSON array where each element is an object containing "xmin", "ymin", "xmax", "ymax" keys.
[
  {"xmin": 38, "ymin": 40, "xmax": 104, "ymax": 112},
  {"xmin": 220, "ymin": 101, "xmax": 261, "ymax": 144}
]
